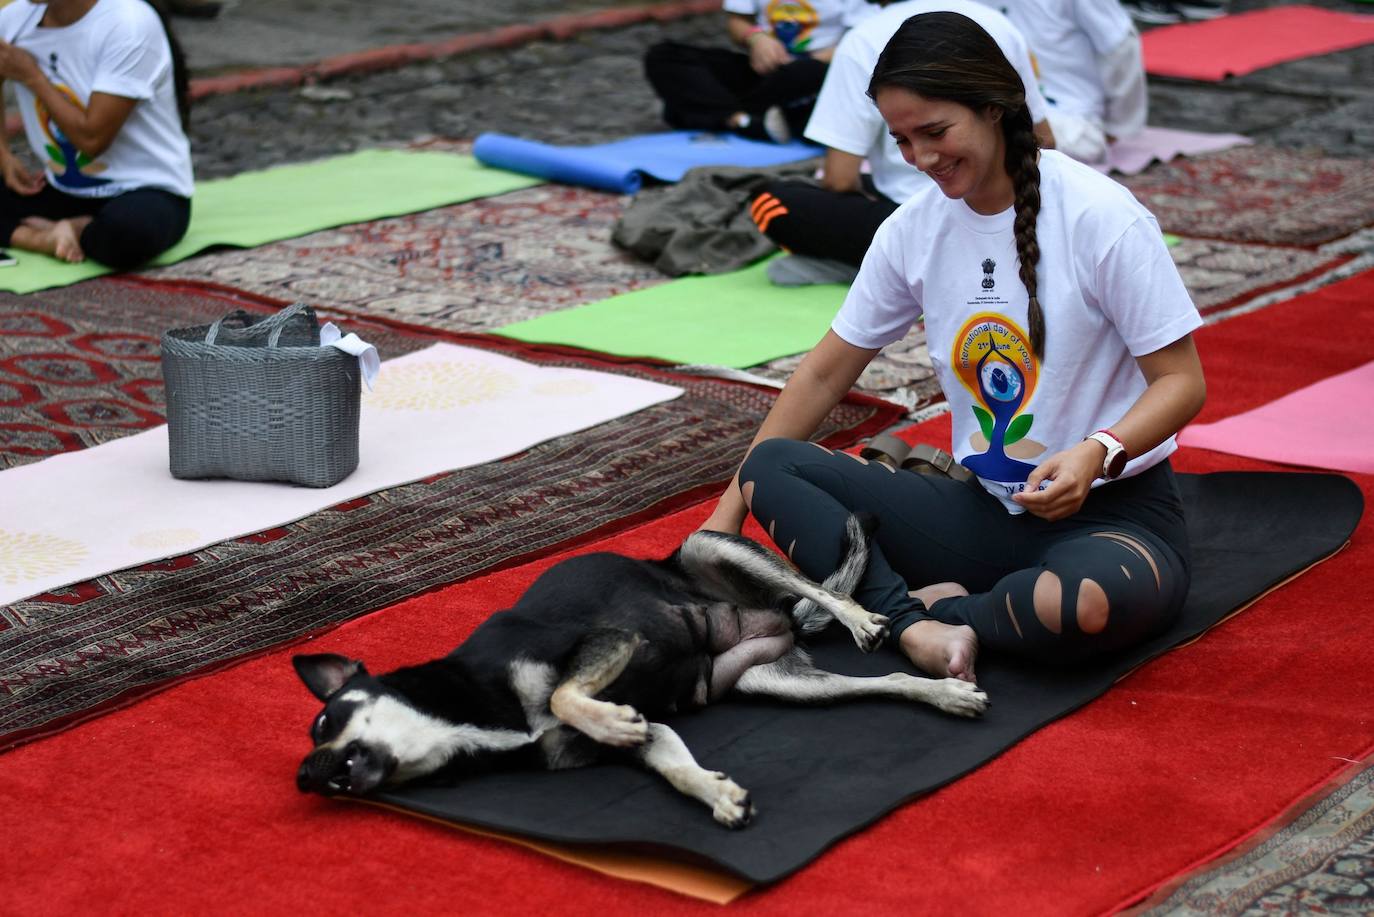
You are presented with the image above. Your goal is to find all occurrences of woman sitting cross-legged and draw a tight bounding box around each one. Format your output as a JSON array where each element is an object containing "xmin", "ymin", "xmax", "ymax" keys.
[
  {"xmin": 0, "ymin": 0, "xmax": 193, "ymax": 268},
  {"xmin": 701, "ymin": 11, "xmax": 1206, "ymax": 682}
]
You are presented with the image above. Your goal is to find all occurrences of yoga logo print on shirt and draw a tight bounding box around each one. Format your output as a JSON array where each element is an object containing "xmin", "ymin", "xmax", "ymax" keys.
[
  {"xmin": 952, "ymin": 312, "xmax": 1048, "ymax": 488},
  {"xmin": 766, "ymin": 0, "xmax": 820, "ymax": 52},
  {"xmin": 36, "ymin": 81, "xmax": 111, "ymax": 191}
]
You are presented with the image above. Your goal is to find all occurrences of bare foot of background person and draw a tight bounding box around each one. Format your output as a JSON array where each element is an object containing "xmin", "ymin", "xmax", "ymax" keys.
[
  {"xmin": 52, "ymin": 217, "xmax": 91, "ymax": 263},
  {"xmin": 13, "ymin": 215, "xmax": 90, "ymax": 263}
]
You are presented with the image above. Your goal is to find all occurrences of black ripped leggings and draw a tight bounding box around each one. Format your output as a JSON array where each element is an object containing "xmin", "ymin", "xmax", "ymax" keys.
[
  {"xmin": 740, "ymin": 438, "xmax": 1192, "ymax": 664},
  {"xmin": 0, "ymin": 183, "xmax": 190, "ymax": 270}
]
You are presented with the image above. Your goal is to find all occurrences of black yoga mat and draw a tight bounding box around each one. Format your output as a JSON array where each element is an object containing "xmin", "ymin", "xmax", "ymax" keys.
[{"xmin": 375, "ymin": 472, "xmax": 1363, "ymax": 884}]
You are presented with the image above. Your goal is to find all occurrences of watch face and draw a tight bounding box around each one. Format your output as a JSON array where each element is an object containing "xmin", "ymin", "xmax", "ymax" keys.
[{"xmin": 1106, "ymin": 448, "xmax": 1128, "ymax": 479}]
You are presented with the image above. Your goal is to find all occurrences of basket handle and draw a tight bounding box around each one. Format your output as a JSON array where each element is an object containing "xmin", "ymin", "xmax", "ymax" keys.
[{"xmin": 205, "ymin": 301, "xmax": 310, "ymax": 346}]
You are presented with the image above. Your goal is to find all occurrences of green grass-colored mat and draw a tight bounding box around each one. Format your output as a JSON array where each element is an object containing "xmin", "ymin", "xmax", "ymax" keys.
[
  {"xmin": 496, "ymin": 259, "xmax": 849, "ymax": 368},
  {"xmin": 0, "ymin": 149, "xmax": 542, "ymax": 293}
]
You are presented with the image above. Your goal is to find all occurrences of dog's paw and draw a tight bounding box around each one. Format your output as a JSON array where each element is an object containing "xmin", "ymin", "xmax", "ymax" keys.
[
  {"xmin": 708, "ymin": 773, "xmax": 755, "ymax": 829},
  {"xmin": 588, "ymin": 704, "xmax": 649, "ymax": 747},
  {"xmin": 930, "ymin": 678, "xmax": 989, "ymax": 718},
  {"xmin": 846, "ymin": 606, "xmax": 890, "ymax": 653}
]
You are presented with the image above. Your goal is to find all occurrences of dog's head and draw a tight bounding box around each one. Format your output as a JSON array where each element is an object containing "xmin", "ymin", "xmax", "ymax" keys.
[{"xmin": 292, "ymin": 653, "xmax": 406, "ymax": 797}]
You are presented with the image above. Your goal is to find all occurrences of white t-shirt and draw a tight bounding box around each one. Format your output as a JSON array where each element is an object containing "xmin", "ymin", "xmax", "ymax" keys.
[
  {"xmin": 722, "ymin": 0, "xmax": 867, "ymax": 54},
  {"xmin": 804, "ymin": 0, "xmax": 1049, "ymax": 203},
  {"xmin": 976, "ymin": 0, "xmax": 1144, "ymax": 136},
  {"xmin": 833, "ymin": 150, "xmax": 1201, "ymax": 512},
  {"xmin": 0, "ymin": 0, "xmax": 193, "ymax": 198}
]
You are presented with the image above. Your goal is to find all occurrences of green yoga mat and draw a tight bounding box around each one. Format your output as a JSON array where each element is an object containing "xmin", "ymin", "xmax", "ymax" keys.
[
  {"xmin": 497, "ymin": 259, "xmax": 849, "ymax": 368},
  {"xmin": 0, "ymin": 150, "xmax": 542, "ymax": 293}
]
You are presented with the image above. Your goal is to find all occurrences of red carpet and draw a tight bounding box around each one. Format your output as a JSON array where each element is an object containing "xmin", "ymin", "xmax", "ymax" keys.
[{"xmin": 4, "ymin": 271, "xmax": 1373, "ymax": 914}]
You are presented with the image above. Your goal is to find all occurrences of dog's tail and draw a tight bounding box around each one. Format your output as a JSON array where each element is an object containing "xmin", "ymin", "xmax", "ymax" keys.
[{"xmin": 790, "ymin": 513, "xmax": 875, "ymax": 634}]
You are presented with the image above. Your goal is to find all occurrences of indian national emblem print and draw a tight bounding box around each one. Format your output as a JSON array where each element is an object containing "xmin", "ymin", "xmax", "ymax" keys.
[{"xmin": 981, "ymin": 258, "xmax": 996, "ymax": 290}]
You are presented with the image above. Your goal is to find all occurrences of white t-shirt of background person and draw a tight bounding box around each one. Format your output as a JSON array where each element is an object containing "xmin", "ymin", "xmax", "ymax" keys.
[
  {"xmin": 976, "ymin": 0, "xmax": 1143, "ymax": 137},
  {"xmin": 722, "ymin": 0, "xmax": 867, "ymax": 55},
  {"xmin": 0, "ymin": 0, "xmax": 193, "ymax": 199},
  {"xmin": 803, "ymin": 0, "xmax": 1049, "ymax": 203},
  {"xmin": 832, "ymin": 150, "xmax": 1201, "ymax": 513}
]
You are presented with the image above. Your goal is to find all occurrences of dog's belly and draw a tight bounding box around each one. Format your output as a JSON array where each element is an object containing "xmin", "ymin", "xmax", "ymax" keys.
[{"xmin": 699, "ymin": 604, "xmax": 794, "ymax": 702}]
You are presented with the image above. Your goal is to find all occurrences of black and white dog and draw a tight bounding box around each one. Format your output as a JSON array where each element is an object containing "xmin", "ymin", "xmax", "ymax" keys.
[{"xmin": 294, "ymin": 517, "xmax": 988, "ymax": 828}]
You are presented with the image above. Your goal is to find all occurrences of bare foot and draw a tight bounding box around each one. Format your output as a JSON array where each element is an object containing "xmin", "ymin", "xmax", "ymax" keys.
[
  {"xmin": 52, "ymin": 216, "xmax": 90, "ymax": 263},
  {"xmin": 13, "ymin": 215, "xmax": 88, "ymax": 263},
  {"xmin": 899, "ymin": 619, "xmax": 979, "ymax": 684}
]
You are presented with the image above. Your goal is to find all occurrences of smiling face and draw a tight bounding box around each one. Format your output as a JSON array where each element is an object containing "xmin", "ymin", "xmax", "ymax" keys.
[{"xmin": 874, "ymin": 86, "xmax": 1013, "ymax": 216}]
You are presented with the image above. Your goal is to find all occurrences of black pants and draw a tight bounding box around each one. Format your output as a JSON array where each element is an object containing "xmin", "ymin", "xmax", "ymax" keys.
[
  {"xmin": 0, "ymin": 183, "xmax": 191, "ymax": 270},
  {"xmin": 739, "ymin": 438, "xmax": 1192, "ymax": 665},
  {"xmin": 751, "ymin": 178, "xmax": 898, "ymax": 266},
  {"xmin": 643, "ymin": 40, "xmax": 827, "ymax": 137}
]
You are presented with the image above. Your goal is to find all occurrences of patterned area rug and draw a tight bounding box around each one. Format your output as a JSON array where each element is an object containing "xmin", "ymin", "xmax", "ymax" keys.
[
  {"xmin": 0, "ymin": 281, "xmax": 901, "ymax": 751},
  {"xmin": 1143, "ymin": 759, "xmax": 1374, "ymax": 915},
  {"xmin": 1121, "ymin": 145, "xmax": 1374, "ymax": 247},
  {"xmin": 0, "ymin": 278, "xmax": 432, "ymax": 470},
  {"xmin": 145, "ymin": 183, "xmax": 665, "ymax": 333}
]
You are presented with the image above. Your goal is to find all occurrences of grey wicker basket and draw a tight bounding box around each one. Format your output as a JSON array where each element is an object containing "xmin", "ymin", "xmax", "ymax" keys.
[{"xmin": 161, "ymin": 302, "xmax": 361, "ymax": 487}]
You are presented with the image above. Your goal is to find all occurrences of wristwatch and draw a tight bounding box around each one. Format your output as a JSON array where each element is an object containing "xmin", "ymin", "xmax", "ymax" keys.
[{"xmin": 1085, "ymin": 430, "xmax": 1128, "ymax": 480}]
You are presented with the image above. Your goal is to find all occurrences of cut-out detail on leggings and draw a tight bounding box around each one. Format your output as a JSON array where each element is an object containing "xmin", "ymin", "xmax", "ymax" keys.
[
  {"xmin": 1033, "ymin": 569, "xmax": 1063, "ymax": 634},
  {"xmin": 787, "ymin": 538, "xmax": 797, "ymax": 561},
  {"xmin": 1092, "ymin": 531, "xmax": 1161, "ymax": 590},
  {"xmin": 806, "ymin": 442, "xmax": 833, "ymax": 455},
  {"xmin": 1120, "ymin": 564, "xmax": 1131, "ymax": 579},
  {"xmin": 768, "ymin": 519, "xmax": 776, "ymax": 541},
  {"xmin": 741, "ymin": 479, "xmax": 756, "ymax": 510},
  {"xmin": 1005, "ymin": 593, "xmax": 1023, "ymax": 638},
  {"xmin": 1077, "ymin": 577, "xmax": 1110, "ymax": 635}
]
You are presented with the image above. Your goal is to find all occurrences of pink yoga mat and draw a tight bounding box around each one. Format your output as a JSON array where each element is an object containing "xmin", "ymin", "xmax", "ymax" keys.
[
  {"xmin": 1095, "ymin": 127, "xmax": 1250, "ymax": 176},
  {"xmin": 1143, "ymin": 5, "xmax": 1374, "ymax": 80},
  {"xmin": 1178, "ymin": 361, "xmax": 1374, "ymax": 474}
]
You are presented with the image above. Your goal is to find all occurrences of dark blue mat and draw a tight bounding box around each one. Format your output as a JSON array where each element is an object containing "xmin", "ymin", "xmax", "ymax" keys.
[{"xmin": 472, "ymin": 130, "xmax": 822, "ymax": 194}]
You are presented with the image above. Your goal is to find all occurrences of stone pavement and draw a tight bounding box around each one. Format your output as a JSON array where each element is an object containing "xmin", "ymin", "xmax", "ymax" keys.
[
  {"xmin": 174, "ymin": 0, "xmax": 702, "ymax": 74},
  {"xmin": 179, "ymin": 0, "xmax": 1374, "ymax": 177}
]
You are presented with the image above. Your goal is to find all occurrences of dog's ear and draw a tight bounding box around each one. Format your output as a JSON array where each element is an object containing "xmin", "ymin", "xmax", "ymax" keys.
[{"xmin": 293, "ymin": 653, "xmax": 367, "ymax": 701}]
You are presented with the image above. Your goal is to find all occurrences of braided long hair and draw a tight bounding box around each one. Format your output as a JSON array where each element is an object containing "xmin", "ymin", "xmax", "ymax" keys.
[{"xmin": 868, "ymin": 12, "xmax": 1045, "ymax": 358}]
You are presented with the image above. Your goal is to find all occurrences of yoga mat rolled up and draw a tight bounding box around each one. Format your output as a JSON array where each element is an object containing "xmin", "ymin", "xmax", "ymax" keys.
[
  {"xmin": 473, "ymin": 131, "xmax": 822, "ymax": 195},
  {"xmin": 377, "ymin": 470, "xmax": 1362, "ymax": 885}
]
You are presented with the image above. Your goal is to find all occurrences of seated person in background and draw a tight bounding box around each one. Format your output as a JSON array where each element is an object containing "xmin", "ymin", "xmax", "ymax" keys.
[
  {"xmin": 644, "ymin": 0, "xmax": 873, "ymax": 144},
  {"xmin": 752, "ymin": 0, "xmax": 1052, "ymax": 284},
  {"xmin": 982, "ymin": 0, "xmax": 1146, "ymax": 167},
  {"xmin": 0, "ymin": 0, "xmax": 193, "ymax": 268}
]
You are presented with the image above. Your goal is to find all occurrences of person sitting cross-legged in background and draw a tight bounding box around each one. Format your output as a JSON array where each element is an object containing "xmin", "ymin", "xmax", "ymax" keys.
[
  {"xmin": 0, "ymin": 0, "xmax": 194, "ymax": 268},
  {"xmin": 985, "ymin": 0, "xmax": 1147, "ymax": 168},
  {"xmin": 751, "ymin": 0, "xmax": 1053, "ymax": 285},
  {"xmin": 644, "ymin": 0, "xmax": 875, "ymax": 144}
]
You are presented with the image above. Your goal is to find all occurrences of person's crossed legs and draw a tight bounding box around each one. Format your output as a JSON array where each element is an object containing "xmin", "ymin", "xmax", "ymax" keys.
[
  {"xmin": 0, "ymin": 184, "xmax": 189, "ymax": 268},
  {"xmin": 738, "ymin": 438, "xmax": 1189, "ymax": 681}
]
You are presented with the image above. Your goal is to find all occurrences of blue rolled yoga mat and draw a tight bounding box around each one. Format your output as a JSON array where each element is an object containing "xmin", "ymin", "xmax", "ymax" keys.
[{"xmin": 472, "ymin": 130, "xmax": 822, "ymax": 194}]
